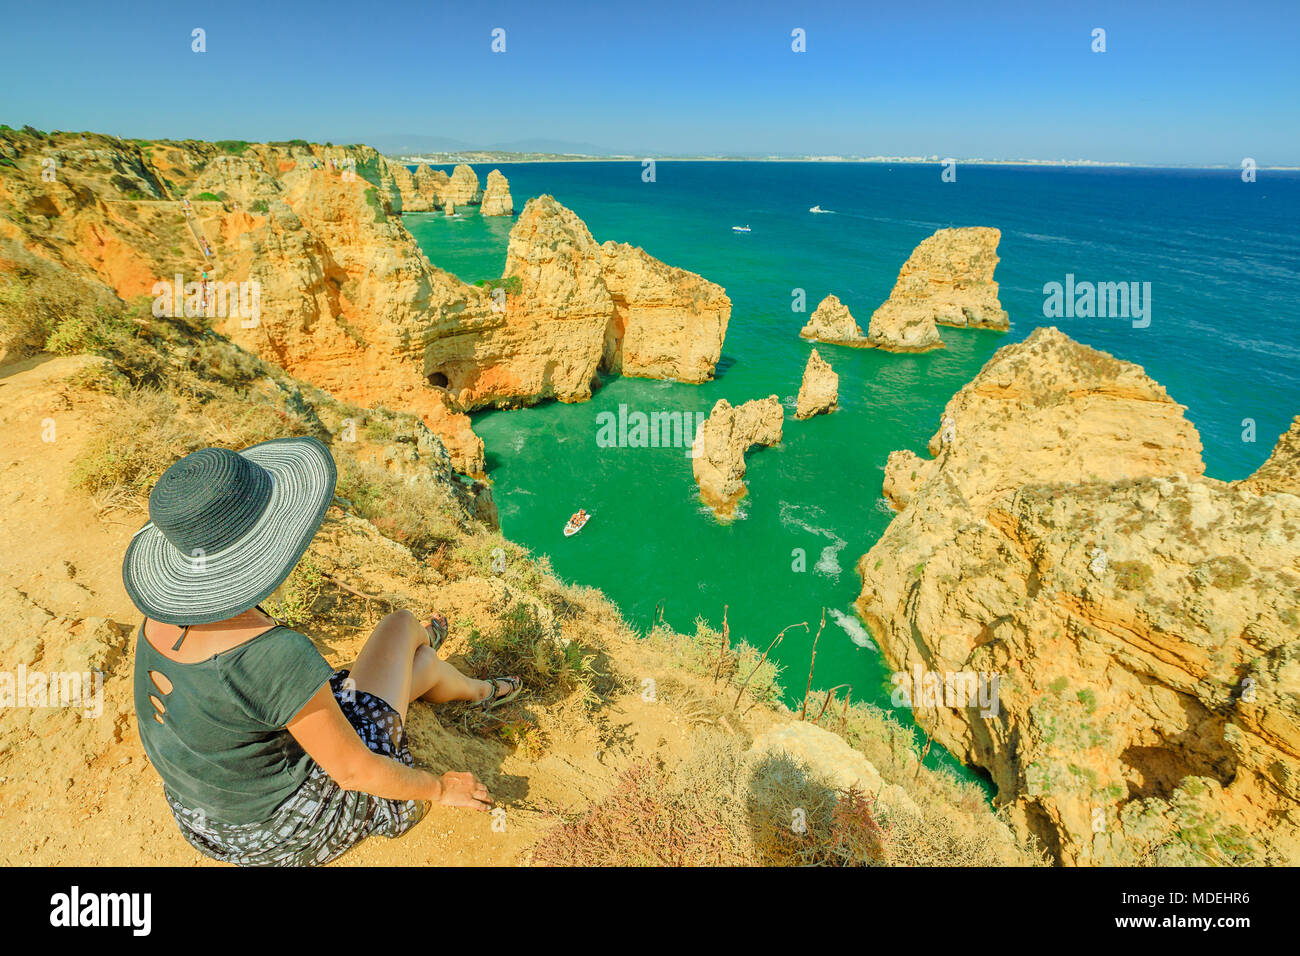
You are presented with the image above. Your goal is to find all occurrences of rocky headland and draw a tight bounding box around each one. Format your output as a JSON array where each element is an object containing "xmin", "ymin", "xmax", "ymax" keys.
[
  {"xmin": 420, "ymin": 195, "xmax": 730, "ymax": 411},
  {"xmin": 0, "ymin": 134, "xmax": 726, "ymax": 476},
  {"xmin": 691, "ymin": 396, "xmax": 784, "ymax": 520},
  {"xmin": 795, "ymin": 349, "xmax": 838, "ymax": 419},
  {"xmin": 855, "ymin": 326, "xmax": 1300, "ymax": 865}
]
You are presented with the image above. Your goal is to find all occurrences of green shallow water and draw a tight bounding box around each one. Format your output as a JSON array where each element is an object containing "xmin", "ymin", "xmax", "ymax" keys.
[{"xmin": 406, "ymin": 161, "xmax": 1300, "ymax": 790}]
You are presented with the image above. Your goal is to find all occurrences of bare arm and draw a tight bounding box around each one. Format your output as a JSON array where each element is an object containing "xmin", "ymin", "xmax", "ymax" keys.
[{"xmin": 287, "ymin": 684, "xmax": 491, "ymax": 810}]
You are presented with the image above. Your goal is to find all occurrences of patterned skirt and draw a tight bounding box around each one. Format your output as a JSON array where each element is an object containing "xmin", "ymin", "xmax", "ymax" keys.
[{"xmin": 165, "ymin": 671, "xmax": 429, "ymax": 867}]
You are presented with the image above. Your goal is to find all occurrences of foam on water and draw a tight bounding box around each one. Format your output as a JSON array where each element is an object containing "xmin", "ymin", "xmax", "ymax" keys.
[{"xmin": 829, "ymin": 608, "xmax": 876, "ymax": 649}]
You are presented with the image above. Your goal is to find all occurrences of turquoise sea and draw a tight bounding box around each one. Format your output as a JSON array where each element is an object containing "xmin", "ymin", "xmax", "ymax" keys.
[{"xmin": 406, "ymin": 162, "xmax": 1300, "ymax": 784}]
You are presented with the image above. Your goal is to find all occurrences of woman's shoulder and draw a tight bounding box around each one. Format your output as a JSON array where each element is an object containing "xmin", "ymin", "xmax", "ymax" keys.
[
  {"xmin": 217, "ymin": 625, "xmax": 335, "ymax": 727},
  {"xmin": 224, "ymin": 625, "xmax": 326, "ymax": 665}
]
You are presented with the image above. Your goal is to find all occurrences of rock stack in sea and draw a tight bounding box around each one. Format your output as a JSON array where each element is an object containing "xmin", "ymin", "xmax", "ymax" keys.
[
  {"xmin": 865, "ymin": 226, "xmax": 1009, "ymax": 352},
  {"xmin": 691, "ymin": 396, "xmax": 783, "ymax": 520},
  {"xmin": 854, "ymin": 326, "xmax": 1300, "ymax": 865},
  {"xmin": 480, "ymin": 169, "xmax": 513, "ymax": 216},
  {"xmin": 799, "ymin": 294, "xmax": 869, "ymax": 347},
  {"xmin": 389, "ymin": 162, "xmax": 447, "ymax": 212},
  {"xmin": 441, "ymin": 163, "xmax": 482, "ymax": 207},
  {"xmin": 795, "ymin": 349, "xmax": 838, "ymax": 419}
]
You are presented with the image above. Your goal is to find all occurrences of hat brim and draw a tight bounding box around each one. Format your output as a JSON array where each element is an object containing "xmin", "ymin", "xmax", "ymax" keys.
[{"xmin": 122, "ymin": 436, "xmax": 337, "ymax": 626}]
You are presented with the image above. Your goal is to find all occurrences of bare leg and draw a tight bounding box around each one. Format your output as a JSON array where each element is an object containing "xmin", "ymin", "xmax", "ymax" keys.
[
  {"xmin": 349, "ymin": 610, "xmax": 490, "ymax": 723},
  {"xmin": 410, "ymin": 646, "xmax": 492, "ymax": 705}
]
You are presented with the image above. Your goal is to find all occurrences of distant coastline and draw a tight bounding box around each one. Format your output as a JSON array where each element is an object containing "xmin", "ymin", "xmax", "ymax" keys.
[{"xmin": 391, "ymin": 151, "xmax": 1300, "ymax": 171}]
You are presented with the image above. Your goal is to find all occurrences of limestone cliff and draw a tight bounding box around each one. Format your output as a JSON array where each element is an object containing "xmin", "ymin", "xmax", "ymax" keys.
[
  {"xmin": 865, "ymin": 299, "xmax": 943, "ymax": 352},
  {"xmin": 480, "ymin": 169, "xmax": 514, "ymax": 216},
  {"xmin": 795, "ymin": 349, "xmax": 838, "ymax": 420},
  {"xmin": 598, "ymin": 241, "xmax": 729, "ymax": 383},
  {"xmin": 421, "ymin": 195, "xmax": 731, "ymax": 409},
  {"xmin": 1242, "ymin": 416, "xmax": 1300, "ymax": 496},
  {"xmin": 0, "ymin": 137, "xmax": 732, "ymax": 475},
  {"xmin": 0, "ymin": 132, "xmax": 489, "ymax": 474},
  {"xmin": 692, "ymin": 396, "xmax": 783, "ymax": 520},
  {"xmin": 800, "ymin": 294, "xmax": 869, "ymax": 347},
  {"xmin": 867, "ymin": 226, "xmax": 1008, "ymax": 351},
  {"xmin": 855, "ymin": 327, "xmax": 1299, "ymax": 865}
]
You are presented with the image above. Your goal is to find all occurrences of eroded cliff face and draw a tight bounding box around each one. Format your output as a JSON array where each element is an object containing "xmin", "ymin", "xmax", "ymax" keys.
[
  {"xmin": 867, "ymin": 227, "xmax": 1009, "ymax": 351},
  {"xmin": 389, "ymin": 163, "xmax": 449, "ymax": 213},
  {"xmin": 800, "ymin": 294, "xmax": 869, "ymax": 347},
  {"xmin": 1243, "ymin": 417, "xmax": 1300, "ymax": 496},
  {"xmin": 480, "ymin": 169, "xmax": 514, "ymax": 216},
  {"xmin": 855, "ymin": 327, "xmax": 1300, "ymax": 865},
  {"xmin": 0, "ymin": 133, "xmax": 490, "ymax": 473},
  {"xmin": 421, "ymin": 195, "xmax": 731, "ymax": 409},
  {"xmin": 692, "ymin": 396, "xmax": 783, "ymax": 520},
  {"xmin": 599, "ymin": 241, "xmax": 729, "ymax": 383},
  {"xmin": 0, "ymin": 136, "xmax": 730, "ymax": 476},
  {"xmin": 795, "ymin": 349, "xmax": 838, "ymax": 420},
  {"xmin": 426, "ymin": 194, "xmax": 611, "ymax": 408}
]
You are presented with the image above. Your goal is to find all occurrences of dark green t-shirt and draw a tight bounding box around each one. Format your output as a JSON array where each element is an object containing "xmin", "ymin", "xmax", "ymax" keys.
[{"xmin": 134, "ymin": 623, "xmax": 335, "ymax": 825}]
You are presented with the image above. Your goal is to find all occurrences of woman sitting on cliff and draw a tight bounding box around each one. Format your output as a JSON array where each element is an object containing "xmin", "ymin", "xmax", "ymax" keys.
[{"xmin": 122, "ymin": 437, "xmax": 521, "ymax": 866}]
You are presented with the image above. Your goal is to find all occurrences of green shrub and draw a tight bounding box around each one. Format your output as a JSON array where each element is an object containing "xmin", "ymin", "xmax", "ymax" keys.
[
  {"xmin": 461, "ymin": 601, "xmax": 595, "ymax": 701},
  {"xmin": 0, "ymin": 273, "xmax": 138, "ymax": 359},
  {"xmin": 363, "ymin": 187, "xmax": 386, "ymax": 223},
  {"xmin": 265, "ymin": 556, "xmax": 324, "ymax": 627},
  {"xmin": 473, "ymin": 275, "xmax": 523, "ymax": 296},
  {"xmin": 1113, "ymin": 560, "xmax": 1154, "ymax": 591}
]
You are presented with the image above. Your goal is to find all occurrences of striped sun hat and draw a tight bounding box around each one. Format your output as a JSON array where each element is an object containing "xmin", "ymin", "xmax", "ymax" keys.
[{"xmin": 122, "ymin": 437, "xmax": 337, "ymax": 626}]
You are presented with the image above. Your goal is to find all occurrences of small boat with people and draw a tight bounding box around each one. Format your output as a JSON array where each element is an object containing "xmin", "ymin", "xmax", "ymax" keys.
[
  {"xmin": 563, "ymin": 509, "xmax": 591, "ymax": 537},
  {"xmin": 809, "ymin": 204, "xmax": 831, "ymax": 213},
  {"xmin": 732, "ymin": 225, "xmax": 751, "ymax": 233}
]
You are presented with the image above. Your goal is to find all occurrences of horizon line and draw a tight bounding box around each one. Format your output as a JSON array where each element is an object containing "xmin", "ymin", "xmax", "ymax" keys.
[{"xmin": 6, "ymin": 126, "xmax": 1293, "ymax": 171}]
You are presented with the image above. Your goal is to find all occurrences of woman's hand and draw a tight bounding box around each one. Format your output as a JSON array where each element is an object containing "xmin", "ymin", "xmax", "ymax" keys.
[{"xmin": 434, "ymin": 770, "xmax": 492, "ymax": 811}]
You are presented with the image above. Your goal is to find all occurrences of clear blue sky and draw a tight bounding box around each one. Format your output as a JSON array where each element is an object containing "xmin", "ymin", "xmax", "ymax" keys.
[{"xmin": 2, "ymin": 0, "xmax": 1297, "ymax": 163}]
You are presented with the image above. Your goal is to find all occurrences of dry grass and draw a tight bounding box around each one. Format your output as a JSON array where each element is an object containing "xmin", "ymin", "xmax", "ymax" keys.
[
  {"xmin": 71, "ymin": 387, "xmax": 309, "ymax": 504},
  {"xmin": 533, "ymin": 730, "xmax": 888, "ymax": 866},
  {"xmin": 0, "ymin": 271, "xmax": 131, "ymax": 359},
  {"xmin": 333, "ymin": 454, "xmax": 462, "ymax": 557}
]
